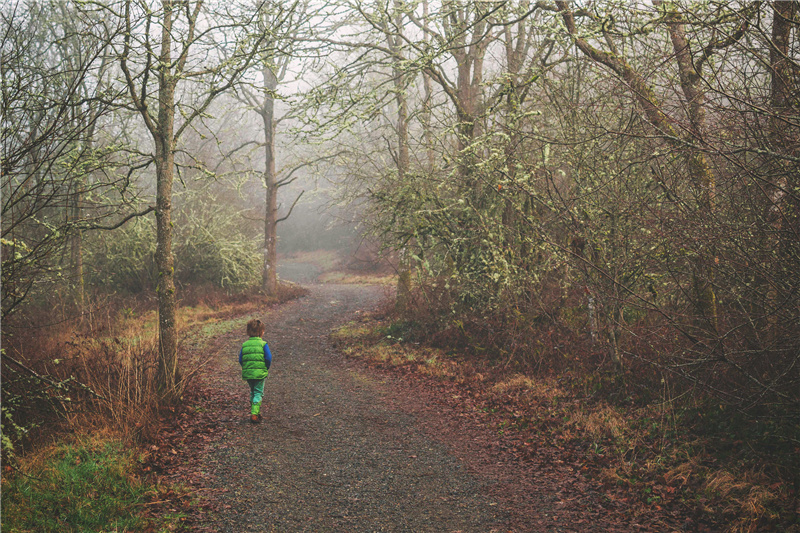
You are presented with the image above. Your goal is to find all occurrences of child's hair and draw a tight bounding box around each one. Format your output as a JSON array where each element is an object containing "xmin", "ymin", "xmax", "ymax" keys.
[{"xmin": 246, "ymin": 318, "xmax": 265, "ymax": 338}]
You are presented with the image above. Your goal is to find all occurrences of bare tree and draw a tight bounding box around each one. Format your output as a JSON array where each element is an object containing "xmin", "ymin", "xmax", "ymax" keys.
[
  {"xmin": 113, "ymin": 0, "xmax": 272, "ymax": 395},
  {"xmin": 1, "ymin": 0, "xmax": 147, "ymax": 321},
  {"xmin": 556, "ymin": 1, "xmax": 757, "ymax": 338},
  {"xmin": 236, "ymin": 1, "xmax": 310, "ymax": 296}
]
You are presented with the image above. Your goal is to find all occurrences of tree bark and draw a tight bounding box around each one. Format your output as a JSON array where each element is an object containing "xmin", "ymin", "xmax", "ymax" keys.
[
  {"xmin": 388, "ymin": 0, "xmax": 412, "ymax": 313},
  {"xmin": 262, "ymin": 65, "xmax": 279, "ymax": 296},
  {"xmin": 665, "ymin": 15, "xmax": 718, "ymax": 335},
  {"xmin": 770, "ymin": 2, "xmax": 795, "ymax": 112},
  {"xmin": 768, "ymin": 1, "xmax": 799, "ymax": 333},
  {"xmin": 154, "ymin": 0, "xmax": 180, "ymax": 395}
]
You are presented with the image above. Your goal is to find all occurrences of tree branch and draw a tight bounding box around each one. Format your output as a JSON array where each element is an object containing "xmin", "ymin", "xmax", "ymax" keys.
[{"xmin": 276, "ymin": 190, "xmax": 304, "ymax": 223}]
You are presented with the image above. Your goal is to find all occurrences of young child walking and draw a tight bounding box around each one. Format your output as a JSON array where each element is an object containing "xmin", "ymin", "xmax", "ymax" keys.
[{"xmin": 238, "ymin": 318, "xmax": 272, "ymax": 424}]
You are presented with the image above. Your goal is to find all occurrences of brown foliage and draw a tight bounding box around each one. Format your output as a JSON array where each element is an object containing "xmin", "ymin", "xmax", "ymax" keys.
[{"xmin": 1, "ymin": 282, "xmax": 307, "ymax": 458}]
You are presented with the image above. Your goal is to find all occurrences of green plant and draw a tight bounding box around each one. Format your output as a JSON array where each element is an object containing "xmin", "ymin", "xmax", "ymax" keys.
[
  {"xmin": 173, "ymin": 194, "xmax": 261, "ymax": 292},
  {"xmin": 85, "ymin": 217, "xmax": 157, "ymax": 294},
  {"xmin": 1, "ymin": 437, "xmax": 171, "ymax": 532}
]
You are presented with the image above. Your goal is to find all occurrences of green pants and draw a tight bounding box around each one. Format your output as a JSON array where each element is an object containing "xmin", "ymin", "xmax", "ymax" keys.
[{"xmin": 247, "ymin": 379, "xmax": 265, "ymax": 415}]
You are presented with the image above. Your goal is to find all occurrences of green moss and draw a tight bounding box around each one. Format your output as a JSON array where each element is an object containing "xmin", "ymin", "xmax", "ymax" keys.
[{"xmin": 1, "ymin": 438, "xmax": 180, "ymax": 532}]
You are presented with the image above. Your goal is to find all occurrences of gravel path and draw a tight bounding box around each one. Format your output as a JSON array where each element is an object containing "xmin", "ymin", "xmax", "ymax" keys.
[
  {"xmin": 187, "ymin": 264, "xmax": 641, "ymax": 532},
  {"xmin": 197, "ymin": 281, "xmax": 514, "ymax": 532}
]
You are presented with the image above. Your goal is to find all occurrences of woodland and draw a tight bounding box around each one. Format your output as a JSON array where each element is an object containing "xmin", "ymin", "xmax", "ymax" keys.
[{"xmin": 1, "ymin": 0, "xmax": 799, "ymax": 531}]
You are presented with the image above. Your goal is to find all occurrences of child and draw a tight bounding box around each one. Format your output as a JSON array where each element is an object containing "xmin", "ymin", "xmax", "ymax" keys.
[{"xmin": 238, "ymin": 318, "xmax": 272, "ymax": 424}]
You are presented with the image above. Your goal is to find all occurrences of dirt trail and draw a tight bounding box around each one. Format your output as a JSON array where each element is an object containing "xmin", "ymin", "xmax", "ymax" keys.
[{"xmin": 186, "ymin": 266, "xmax": 640, "ymax": 532}]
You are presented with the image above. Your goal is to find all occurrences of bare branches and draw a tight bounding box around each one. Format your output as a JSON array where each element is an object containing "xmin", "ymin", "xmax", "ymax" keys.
[
  {"xmin": 77, "ymin": 206, "xmax": 155, "ymax": 231},
  {"xmin": 276, "ymin": 190, "xmax": 305, "ymax": 223}
]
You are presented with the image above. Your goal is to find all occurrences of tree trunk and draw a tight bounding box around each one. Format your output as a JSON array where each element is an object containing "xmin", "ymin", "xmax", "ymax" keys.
[
  {"xmin": 666, "ymin": 16, "xmax": 718, "ymax": 335},
  {"xmin": 770, "ymin": 2, "xmax": 795, "ymax": 112},
  {"xmin": 768, "ymin": 1, "xmax": 799, "ymax": 335},
  {"xmin": 69, "ymin": 180, "xmax": 84, "ymax": 322},
  {"xmin": 770, "ymin": 1, "xmax": 799, "ymax": 241},
  {"xmin": 154, "ymin": 0, "xmax": 180, "ymax": 396},
  {"xmin": 422, "ymin": 0, "xmax": 435, "ymax": 173},
  {"xmin": 262, "ymin": 65, "xmax": 279, "ymax": 296},
  {"xmin": 389, "ymin": 0, "xmax": 412, "ymax": 313}
]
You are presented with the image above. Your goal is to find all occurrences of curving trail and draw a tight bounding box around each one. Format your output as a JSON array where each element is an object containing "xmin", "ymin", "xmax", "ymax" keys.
[{"xmin": 186, "ymin": 265, "xmax": 641, "ymax": 532}]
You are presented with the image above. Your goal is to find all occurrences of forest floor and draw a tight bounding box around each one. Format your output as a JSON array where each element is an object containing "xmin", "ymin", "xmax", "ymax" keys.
[{"xmin": 147, "ymin": 262, "xmax": 689, "ymax": 532}]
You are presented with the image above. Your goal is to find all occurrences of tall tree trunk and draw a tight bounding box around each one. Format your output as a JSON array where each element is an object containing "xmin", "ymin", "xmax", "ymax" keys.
[
  {"xmin": 69, "ymin": 178, "xmax": 84, "ymax": 322},
  {"xmin": 666, "ymin": 16, "xmax": 718, "ymax": 335},
  {"xmin": 771, "ymin": 2, "xmax": 795, "ymax": 112},
  {"xmin": 154, "ymin": 0, "xmax": 180, "ymax": 395},
  {"xmin": 439, "ymin": 3, "xmax": 488, "ymax": 179},
  {"xmin": 389, "ymin": 0, "xmax": 412, "ymax": 313},
  {"xmin": 770, "ymin": 1, "xmax": 799, "ymax": 242},
  {"xmin": 262, "ymin": 65, "xmax": 278, "ymax": 296},
  {"xmin": 768, "ymin": 1, "xmax": 799, "ymax": 334},
  {"xmin": 422, "ymin": 0, "xmax": 435, "ymax": 173},
  {"xmin": 394, "ymin": 72, "xmax": 412, "ymax": 311}
]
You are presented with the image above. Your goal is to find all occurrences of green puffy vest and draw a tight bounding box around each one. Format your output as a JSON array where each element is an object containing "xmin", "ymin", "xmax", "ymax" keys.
[{"xmin": 241, "ymin": 337, "xmax": 269, "ymax": 380}]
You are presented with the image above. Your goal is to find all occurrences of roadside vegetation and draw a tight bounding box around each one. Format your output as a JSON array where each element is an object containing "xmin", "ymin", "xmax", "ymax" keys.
[
  {"xmin": 2, "ymin": 278, "xmax": 304, "ymax": 532},
  {"xmin": 2, "ymin": 435, "xmax": 174, "ymax": 532},
  {"xmin": 332, "ymin": 308, "xmax": 800, "ymax": 532},
  {"xmin": 3, "ymin": 1, "xmax": 798, "ymax": 531}
]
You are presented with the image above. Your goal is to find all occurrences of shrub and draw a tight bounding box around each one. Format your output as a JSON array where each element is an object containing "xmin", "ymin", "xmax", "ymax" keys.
[
  {"xmin": 1, "ymin": 436, "xmax": 159, "ymax": 532},
  {"xmin": 173, "ymin": 195, "xmax": 261, "ymax": 292},
  {"xmin": 85, "ymin": 217, "xmax": 157, "ymax": 294}
]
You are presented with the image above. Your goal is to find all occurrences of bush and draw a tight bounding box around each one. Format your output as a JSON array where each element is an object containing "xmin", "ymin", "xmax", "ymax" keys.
[
  {"xmin": 173, "ymin": 194, "xmax": 261, "ymax": 292},
  {"xmin": 1, "ymin": 437, "xmax": 160, "ymax": 532},
  {"xmin": 85, "ymin": 217, "xmax": 157, "ymax": 294},
  {"xmin": 84, "ymin": 196, "xmax": 262, "ymax": 295}
]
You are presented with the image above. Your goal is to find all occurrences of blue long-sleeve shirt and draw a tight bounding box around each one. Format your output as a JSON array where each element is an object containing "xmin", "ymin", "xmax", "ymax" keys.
[{"xmin": 239, "ymin": 342, "xmax": 272, "ymax": 369}]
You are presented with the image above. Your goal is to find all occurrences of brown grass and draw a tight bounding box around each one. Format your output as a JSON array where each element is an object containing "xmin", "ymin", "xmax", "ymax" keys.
[
  {"xmin": 2, "ymin": 282, "xmax": 307, "ymax": 456},
  {"xmin": 330, "ymin": 310, "xmax": 797, "ymax": 532},
  {"xmin": 570, "ymin": 405, "xmax": 629, "ymax": 442},
  {"xmin": 318, "ymin": 271, "xmax": 397, "ymax": 285}
]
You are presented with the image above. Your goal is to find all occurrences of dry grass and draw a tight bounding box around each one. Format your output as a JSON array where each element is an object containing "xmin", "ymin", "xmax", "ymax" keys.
[
  {"xmin": 329, "ymin": 312, "xmax": 798, "ymax": 531},
  {"xmin": 570, "ymin": 405, "xmax": 630, "ymax": 442},
  {"xmin": 318, "ymin": 271, "xmax": 397, "ymax": 285},
  {"xmin": 282, "ymin": 250, "xmax": 341, "ymax": 271},
  {"xmin": 3, "ymin": 282, "xmax": 306, "ymax": 454},
  {"xmin": 490, "ymin": 373, "xmax": 566, "ymax": 404},
  {"xmin": 663, "ymin": 460, "xmax": 784, "ymax": 532}
]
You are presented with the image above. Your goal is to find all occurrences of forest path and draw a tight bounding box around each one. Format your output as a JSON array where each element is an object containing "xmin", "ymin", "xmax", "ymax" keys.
[{"xmin": 185, "ymin": 267, "xmax": 635, "ymax": 532}]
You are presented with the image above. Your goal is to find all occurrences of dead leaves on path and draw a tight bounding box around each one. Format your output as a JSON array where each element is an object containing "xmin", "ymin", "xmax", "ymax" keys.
[{"xmin": 140, "ymin": 384, "xmax": 242, "ymax": 530}]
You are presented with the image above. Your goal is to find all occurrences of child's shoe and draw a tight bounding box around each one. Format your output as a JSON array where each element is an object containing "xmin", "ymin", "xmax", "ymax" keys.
[{"xmin": 250, "ymin": 414, "xmax": 260, "ymax": 424}]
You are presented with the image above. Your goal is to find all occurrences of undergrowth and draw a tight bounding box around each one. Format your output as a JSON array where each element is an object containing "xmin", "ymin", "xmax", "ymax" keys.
[
  {"xmin": 1, "ymin": 282, "xmax": 307, "ymax": 531},
  {"xmin": 331, "ymin": 313, "xmax": 800, "ymax": 533},
  {"xmin": 1, "ymin": 434, "xmax": 183, "ymax": 532}
]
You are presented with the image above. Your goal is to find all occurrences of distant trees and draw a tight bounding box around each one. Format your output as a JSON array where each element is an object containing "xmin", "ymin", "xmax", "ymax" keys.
[
  {"xmin": 314, "ymin": 1, "xmax": 799, "ymax": 415},
  {"xmin": 1, "ymin": 0, "xmax": 148, "ymax": 320},
  {"xmin": 235, "ymin": 0, "xmax": 311, "ymax": 296},
  {"xmin": 3, "ymin": 0, "xmax": 797, "ymax": 416}
]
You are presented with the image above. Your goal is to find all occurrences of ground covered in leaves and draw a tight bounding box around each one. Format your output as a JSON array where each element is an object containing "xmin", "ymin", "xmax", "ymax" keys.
[
  {"xmin": 142, "ymin": 279, "xmax": 733, "ymax": 531},
  {"xmin": 138, "ymin": 258, "xmax": 798, "ymax": 532},
  {"xmin": 329, "ymin": 314, "xmax": 799, "ymax": 533}
]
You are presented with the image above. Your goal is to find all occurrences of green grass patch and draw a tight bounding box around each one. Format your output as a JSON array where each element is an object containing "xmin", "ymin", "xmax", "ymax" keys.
[
  {"xmin": 1, "ymin": 436, "xmax": 179, "ymax": 532},
  {"xmin": 197, "ymin": 312, "xmax": 261, "ymax": 343}
]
